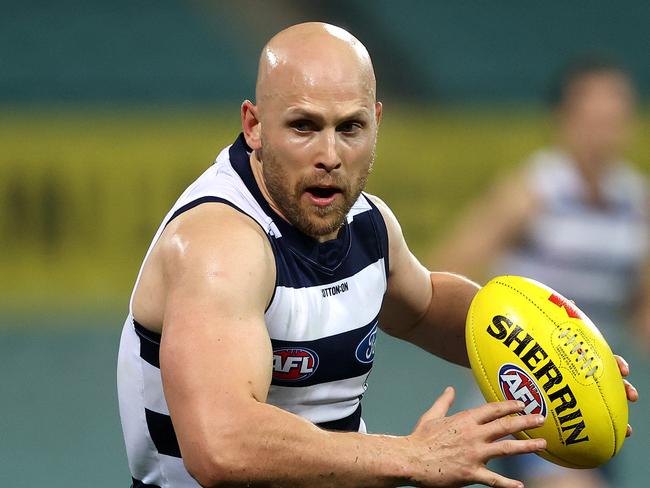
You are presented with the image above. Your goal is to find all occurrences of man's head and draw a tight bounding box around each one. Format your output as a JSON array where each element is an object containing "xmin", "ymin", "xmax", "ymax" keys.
[
  {"xmin": 548, "ymin": 56, "xmax": 636, "ymax": 167},
  {"xmin": 241, "ymin": 22, "xmax": 382, "ymax": 241}
]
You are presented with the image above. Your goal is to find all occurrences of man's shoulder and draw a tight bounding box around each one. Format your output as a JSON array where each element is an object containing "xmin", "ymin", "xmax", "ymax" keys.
[
  {"xmin": 159, "ymin": 203, "xmax": 272, "ymax": 273},
  {"xmin": 362, "ymin": 192, "xmax": 399, "ymax": 229},
  {"xmin": 167, "ymin": 202, "xmax": 268, "ymax": 243}
]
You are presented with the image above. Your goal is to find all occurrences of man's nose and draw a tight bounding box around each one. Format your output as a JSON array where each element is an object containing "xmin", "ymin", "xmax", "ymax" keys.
[{"xmin": 315, "ymin": 129, "xmax": 341, "ymax": 172}]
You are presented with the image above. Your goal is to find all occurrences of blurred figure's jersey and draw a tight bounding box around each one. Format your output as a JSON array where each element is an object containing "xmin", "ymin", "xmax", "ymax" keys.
[{"xmin": 494, "ymin": 148, "xmax": 649, "ymax": 347}]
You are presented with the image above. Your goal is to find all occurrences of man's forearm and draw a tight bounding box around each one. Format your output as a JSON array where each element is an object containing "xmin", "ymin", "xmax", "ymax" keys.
[
  {"xmin": 400, "ymin": 272, "xmax": 479, "ymax": 367},
  {"xmin": 186, "ymin": 383, "xmax": 544, "ymax": 488},
  {"xmin": 187, "ymin": 401, "xmax": 414, "ymax": 488}
]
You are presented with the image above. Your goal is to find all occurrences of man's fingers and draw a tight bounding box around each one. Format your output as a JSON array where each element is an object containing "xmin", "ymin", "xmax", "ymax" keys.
[
  {"xmin": 485, "ymin": 413, "xmax": 545, "ymax": 440},
  {"xmin": 615, "ymin": 354, "xmax": 637, "ymax": 437},
  {"xmin": 487, "ymin": 437, "xmax": 546, "ymax": 460},
  {"xmin": 614, "ymin": 356, "xmax": 638, "ymax": 402},
  {"xmin": 474, "ymin": 466, "xmax": 525, "ymax": 488},
  {"xmin": 615, "ymin": 355, "xmax": 629, "ymax": 377},
  {"xmin": 624, "ymin": 379, "xmax": 639, "ymax": 402},
  {"xmin": 426, "ymin": 386, "xmax": 456, "ymax": 419},
  {"xmin": 472, "ymin": 400, "xmax": 525, "ymax": 424}
]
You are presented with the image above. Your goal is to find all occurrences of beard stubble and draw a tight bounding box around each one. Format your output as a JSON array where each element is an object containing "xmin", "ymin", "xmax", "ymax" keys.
[{"xmin": 258, "ymin": 142, "xmax": 373, "ymax": 239}]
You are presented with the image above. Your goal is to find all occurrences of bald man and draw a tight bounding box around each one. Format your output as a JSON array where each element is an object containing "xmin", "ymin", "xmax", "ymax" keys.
[{"xmin": 116, "ymin": 24, "xmax": 634, "ymax": 488}]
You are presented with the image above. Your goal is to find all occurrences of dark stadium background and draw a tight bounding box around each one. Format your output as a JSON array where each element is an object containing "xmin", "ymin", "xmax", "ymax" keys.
[{"xmin": 1, "ymin": 1, "xmax": 649, "ymax": 486}]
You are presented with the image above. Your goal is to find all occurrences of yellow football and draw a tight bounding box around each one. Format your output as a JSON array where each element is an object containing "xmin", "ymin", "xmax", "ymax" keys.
[{"xmin": 466, "ymin": 275, "xmax": 628, "ymax": 468}]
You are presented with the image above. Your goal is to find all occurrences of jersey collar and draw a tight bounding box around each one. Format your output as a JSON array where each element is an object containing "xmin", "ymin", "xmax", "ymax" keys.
[{"xmin": 228, "ymin": 133, "xmax": 352, "ymax": 273}]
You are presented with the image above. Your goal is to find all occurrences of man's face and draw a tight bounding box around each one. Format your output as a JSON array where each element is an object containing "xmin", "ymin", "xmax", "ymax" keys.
[
  {"xmin": 560, "ymin": 72, "xmax": 635, "ymax": 164},
  {"xmin": 257, "ymin": 79, "xmax": 380, "ymax": 240}
]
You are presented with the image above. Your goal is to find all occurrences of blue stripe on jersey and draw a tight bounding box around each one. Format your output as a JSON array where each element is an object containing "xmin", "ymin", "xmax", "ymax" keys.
[
  {"xmin": 131, "ymin": 477, "xmax": 161, "ymax": 488},
  {"xmin": 134, "ymin": 321, "xmax": 161, "ymax": 368},
  {"xmin": 145, "ymin": 408, "xmax": 181, "ymax": 457},
  {"xmin": 134, "ymin": 319, "xmax": 377, "ymax": 389},
  {"xmin": 270, "ymin": 318, "xmax": 377, "ymax": 387},
  {"xmin": 272, "ymin": 210, "xmax": 385, "ymax": 288},
  {"xmin": 550, "ymin": 194, "xmax": 641, "ymax": 217},
  {"xmin": 142, "ymin": 405, "xmax": 362, "ymax": 460},
  {"xmin": 318, "ymin": 403, "xmax": 362, "ymax": 431}
]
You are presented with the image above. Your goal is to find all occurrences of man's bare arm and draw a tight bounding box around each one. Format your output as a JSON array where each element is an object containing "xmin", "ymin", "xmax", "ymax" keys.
[
  {"xmin": 370, "ymin": 194, "xmax": 478, "ymax": 366},
  {"xmin": 158, "ymin": 204, "xmax": 545, "ymax": 488}
]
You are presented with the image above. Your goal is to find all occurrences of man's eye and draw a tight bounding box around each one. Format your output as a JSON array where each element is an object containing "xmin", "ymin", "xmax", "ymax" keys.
[
  {"xmin": 290, "ymin": 120, "xmax": 315, "ymax": 132},
  {"xmin": 337, "ymin": 122, "xmax": 363, "ymax": 133}
]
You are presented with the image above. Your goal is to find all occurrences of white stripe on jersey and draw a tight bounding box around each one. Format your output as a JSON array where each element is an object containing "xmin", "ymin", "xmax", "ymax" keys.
[
  {"xmin": 265, "ymin": 258, "xmax": 386, "ymax": 342},
  {"xmin": 267, "ymin": 373, "xmax": 370, "ymax": 423},
  {"xmin": 158, "ymin": 454, "xmax": 200, "ymax": 487}
]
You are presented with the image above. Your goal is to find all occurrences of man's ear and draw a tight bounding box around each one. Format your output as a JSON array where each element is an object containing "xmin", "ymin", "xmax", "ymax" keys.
[
  {"xmin": 241, "ymin": 100, "xmax": 262, "ymax": 150},
  {"xmin": 375, "ymin": 101, "xmax": 383, "ymax": 126}
]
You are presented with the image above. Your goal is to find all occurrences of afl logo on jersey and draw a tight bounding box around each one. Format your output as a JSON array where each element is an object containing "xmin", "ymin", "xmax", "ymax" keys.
[
  {"xmin": 272, "ymin": 348, "xmax": 319, "ymax": 381},
  {"xmin": 498, "ymin": 363, "xmax": 547, "ymax": 417},
  {"xmin": 355, "ymin": 322, "xmax": 378, "ymax": 364}
]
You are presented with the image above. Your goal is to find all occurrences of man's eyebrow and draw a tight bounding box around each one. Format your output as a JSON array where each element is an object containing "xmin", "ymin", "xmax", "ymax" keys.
[
  {"xmin": 285, "ymin": 108, "xmax": 325, "ymax": 123},
  {"xmin": 338, "ymin": 109, "xmax": 371, "ymax": 121},
  {"xmin": 284, "ymin": 107, "xmax": 371, "ymax": 123}
]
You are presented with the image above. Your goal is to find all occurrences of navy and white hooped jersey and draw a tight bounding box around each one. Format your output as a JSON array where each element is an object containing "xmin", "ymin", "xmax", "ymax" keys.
[{"xmin": 117, "ymin": 134, "xmax": 389, "ymax": 487}]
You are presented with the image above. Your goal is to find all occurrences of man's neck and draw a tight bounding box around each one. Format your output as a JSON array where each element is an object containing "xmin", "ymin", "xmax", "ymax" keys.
[{"xmin": 249, "ymin": 150, "xmax": 289, "ymax": 222}]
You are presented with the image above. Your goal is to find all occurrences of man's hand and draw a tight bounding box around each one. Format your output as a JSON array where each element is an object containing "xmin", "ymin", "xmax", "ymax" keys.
[
  {"xmin": 407, "ymin": 387, "xmax": 546, "ymax": 488},
  {"xmin": 615, "ymin": 355, "xmax": 639, "ymax": 437}
]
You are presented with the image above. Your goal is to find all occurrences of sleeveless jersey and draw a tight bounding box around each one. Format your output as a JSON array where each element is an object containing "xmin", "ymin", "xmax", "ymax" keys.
[
  {"xmin": 117, "ymin": 134, "xmax": 389, "ymax": 487},
  {"xmin": 494, "ymin": 148, "xmax": 649, "ymax": 346}
]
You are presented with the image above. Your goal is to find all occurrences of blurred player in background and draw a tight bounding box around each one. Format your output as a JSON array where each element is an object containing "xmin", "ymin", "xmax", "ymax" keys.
[{"xmin": 430, "ymin": 56, "xmax": 648, "ymax": 488}]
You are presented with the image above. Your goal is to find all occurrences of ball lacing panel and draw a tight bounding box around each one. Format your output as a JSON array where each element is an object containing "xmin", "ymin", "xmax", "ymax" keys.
[{"xmin": 559, "ymin": 328, "xmax": 598, "ymax": 378}]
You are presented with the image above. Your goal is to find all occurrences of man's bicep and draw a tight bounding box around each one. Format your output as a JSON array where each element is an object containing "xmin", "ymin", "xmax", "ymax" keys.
[
  {"xmin": 161, "ymin": 301, "xmax": 273, "ymax": 470},
  {"xmin": 157, "ymin": 206, "xmax": 276, "ymax": 459},
  {"xmin": 161, "ymin": 285, "xmax": 274, "ymax": 407}
]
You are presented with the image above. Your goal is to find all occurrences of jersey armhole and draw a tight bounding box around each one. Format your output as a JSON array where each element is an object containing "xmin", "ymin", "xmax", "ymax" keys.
[
  {"xmin": 363, "ymin": 196, "xmax": 390, "ymax": 278},
  {"xmin": 165, "ymin": 196, "xmax": 249, "ymax": 227}
]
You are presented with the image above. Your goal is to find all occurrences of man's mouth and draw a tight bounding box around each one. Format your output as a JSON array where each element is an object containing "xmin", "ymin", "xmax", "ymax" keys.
[{"xmin": 304, "ymin": 186, "xmax": 342, "ymax": 207}]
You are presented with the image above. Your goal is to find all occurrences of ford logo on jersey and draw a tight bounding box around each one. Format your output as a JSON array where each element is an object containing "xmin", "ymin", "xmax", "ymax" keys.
[
  {"xmin": 272, "ymin": 347, "xmax": 319, "ymax": 381},
  {"xmin": 355, "ymin": 322, "xmax": 378, "ymax": 364},
  {"xmin": 498, "ymin": 363, "xmax": 547, "ymax": 417}
]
